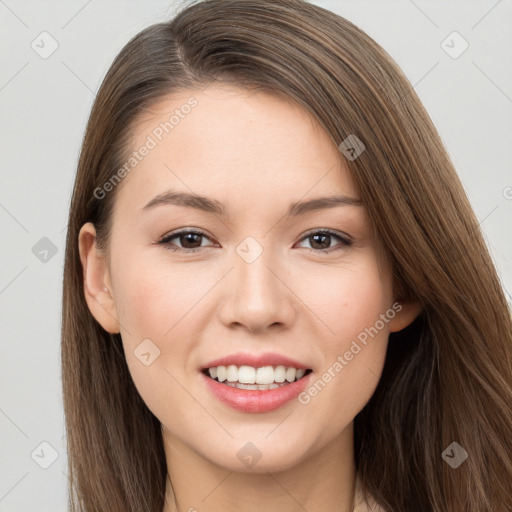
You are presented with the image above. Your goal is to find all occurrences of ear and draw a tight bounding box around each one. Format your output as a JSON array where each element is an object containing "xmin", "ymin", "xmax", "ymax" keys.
[
  {"xmin": 78, "ymin": 222, "xmax": 120, "ymax": 334},
  {"xmin": 388, "ymin": 300, "xmax": 422, "ymax": 333}
]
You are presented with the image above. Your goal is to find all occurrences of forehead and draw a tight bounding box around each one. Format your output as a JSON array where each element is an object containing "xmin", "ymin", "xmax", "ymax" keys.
[{"xmin": 115, "ymin": 83, "xmax": 359, "ymax": 211}]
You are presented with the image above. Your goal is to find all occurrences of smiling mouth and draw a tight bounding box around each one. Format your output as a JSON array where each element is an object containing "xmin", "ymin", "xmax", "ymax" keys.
[{"xmin": 202, "ymin": 365, "xmax": 313, "ymax": 391}]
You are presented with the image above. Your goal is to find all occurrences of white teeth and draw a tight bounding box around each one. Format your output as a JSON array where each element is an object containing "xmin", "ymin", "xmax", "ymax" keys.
[
  {"xmin": 285, "ymin": 367, "xmax": 296, "ymax": 382},
  {"xmin": 238, "ymin": 365, "xmax": 256, "ymax": 384},
  {"xmin": 216, "ymin": 366, "xmax": 227, "ymax": 382},
  {"xmin": 225, "ymin": 382, "xmax": 290, "ymax": 390},
  {"xmin": 205, "ymin": 364, "xmax": 309, "ymax": 385},
  {"xmin": 226, "ymin": 365, "xmax": 238, "ymax": 382},
  {"xmin": 255, "ymin": 366, "xmax": 274, "ymax": 385},
  {"xmin": 274, "ymin": 365, "xmax": 286, "ymax": 382}
]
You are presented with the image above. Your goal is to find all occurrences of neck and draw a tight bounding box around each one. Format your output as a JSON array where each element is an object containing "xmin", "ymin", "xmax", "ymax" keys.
[{"xmin": 162, "ymin": 424, "xmax": 357, "ymax": 512}]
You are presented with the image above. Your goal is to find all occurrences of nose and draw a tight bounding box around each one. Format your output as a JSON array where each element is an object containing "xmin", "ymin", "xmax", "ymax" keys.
[{"xmin": 217, "ymin": 242, "xmax": 297, "ymax": 333}]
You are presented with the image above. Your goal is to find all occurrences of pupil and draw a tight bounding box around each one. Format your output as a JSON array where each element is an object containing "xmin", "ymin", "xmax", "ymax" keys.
[
  {"xmin": 179, "ymin": 233, "xmax": 331, "ymax": 250},
  {"xmin": 311, "ymin": 234, "xmax": 330, "ymax": 250},
  {"xmin": 182, "ymin": 233, "xmax": 201, "ymax": 248}
]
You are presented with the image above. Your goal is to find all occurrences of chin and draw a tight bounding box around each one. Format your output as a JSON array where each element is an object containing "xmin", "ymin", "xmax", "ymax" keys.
[{"xmin": 199, "ymin": 434, "xmax": 313, "ymax": 474}]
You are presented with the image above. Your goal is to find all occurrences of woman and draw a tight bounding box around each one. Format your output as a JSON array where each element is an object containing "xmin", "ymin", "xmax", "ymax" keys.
[{"xmin": 61, "ymin": 0, "xmax": 512, "ymax": 510}]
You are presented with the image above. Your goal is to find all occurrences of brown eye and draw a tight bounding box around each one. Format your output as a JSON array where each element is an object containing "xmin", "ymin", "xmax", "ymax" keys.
[
  {"xmin": 158, "ymin": 228, "xmax": 351, "ymax": 254},
  {"xmin": 296, "ymin": 229, "xmax": 352, "ymax": 253},
  {"xmin": 158, "ymin": 229, "xmax": 213, "ymax": 253},
  {"xmin": 176, "ymin": 232, "xmax": 204, "ymax": 249},
  {"xmin": 309, "ymin": 233, "xmax": 331, "ymax": 250}
]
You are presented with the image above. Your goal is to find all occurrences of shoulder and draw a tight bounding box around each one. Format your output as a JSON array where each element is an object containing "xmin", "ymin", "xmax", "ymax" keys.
[{"xmin": 353, "ymin": 474, "xmax": 387, "ymax": 512}]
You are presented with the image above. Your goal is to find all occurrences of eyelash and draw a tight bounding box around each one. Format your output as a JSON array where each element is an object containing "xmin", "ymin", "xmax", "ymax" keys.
[{"xmin": 157, "ymin": 228, "xmax": 352, "ymax": 254}]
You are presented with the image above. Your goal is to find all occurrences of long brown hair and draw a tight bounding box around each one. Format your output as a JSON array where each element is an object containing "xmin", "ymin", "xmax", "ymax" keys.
[{"xmin": 61, "ymin": 0, "xmax": 512, "ymax": 510}]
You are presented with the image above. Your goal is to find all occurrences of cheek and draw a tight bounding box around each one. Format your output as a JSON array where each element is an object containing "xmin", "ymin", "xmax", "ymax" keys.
[
  {"xmin": 301, "ymin": 255, "xmax": 392, "ymax": 342},
  {"xmin": 110, "ymin": 256, "xmax": 191, "ymax": 419},
  {"xmin": 112, "ymin": 254, "xmax": 208, "ymax": 343},
  {"xmin": 298, "ymin": 255, "xmax": 392, "ymax": 423},
  {"xmin": 110, "ymin": 254, "xmax": 215, "ymax": 411},
  {"xmin": 111, "ymin": 245, "xmax": 392, "ymax": 435},
  {"xmin": 333, "ymin": 259, "xmax": 392, "ymax": 382}
]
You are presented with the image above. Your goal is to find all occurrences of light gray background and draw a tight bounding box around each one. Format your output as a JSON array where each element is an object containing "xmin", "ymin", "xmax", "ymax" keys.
[{"xmin": 1, "ymin": 1, "xmax": 511, "ymax": 510}]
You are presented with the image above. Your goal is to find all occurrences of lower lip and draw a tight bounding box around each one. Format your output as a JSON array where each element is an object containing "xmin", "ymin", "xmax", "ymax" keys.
[{"xmin": 201, "ymin": 371, "xmax": 312, "ymax": 413}]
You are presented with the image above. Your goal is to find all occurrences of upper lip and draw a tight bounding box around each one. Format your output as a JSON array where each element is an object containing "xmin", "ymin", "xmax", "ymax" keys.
[{"xmin": 202, "ymin": 352, "xmax": 311, "ymax": 370}]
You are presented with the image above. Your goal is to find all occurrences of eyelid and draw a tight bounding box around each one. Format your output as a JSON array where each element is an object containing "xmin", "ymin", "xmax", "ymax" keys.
[
  {"xmin": 158, "ymin": 228, "xmax": 216, "ymax": 248},
  {"xmin": 159, "ymin": 227, "xmax": 210, "ymax": 241},
  {"xmin": 157, "ymin": 227, "xmax": 352, "ymax": 253},
  {"xmin": 299, "ymin": 227, "xmax": 352, "ymax": 243}
]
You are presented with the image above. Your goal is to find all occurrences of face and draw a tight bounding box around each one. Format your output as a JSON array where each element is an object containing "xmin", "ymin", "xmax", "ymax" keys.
[{"xmin": 80, "ymin": 83, "xmax": 417, "ymax": 474}]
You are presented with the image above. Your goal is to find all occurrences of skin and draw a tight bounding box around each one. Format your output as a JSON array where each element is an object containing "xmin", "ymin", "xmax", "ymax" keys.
[{"xmin": 79, "ymin": 84, "xmax": 421, "ymax": 512}]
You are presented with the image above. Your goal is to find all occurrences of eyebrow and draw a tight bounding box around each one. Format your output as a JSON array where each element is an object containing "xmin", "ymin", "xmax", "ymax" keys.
[{"xmin": 142, "ymin": 190, "xmax": 363, "ymax": 217}]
